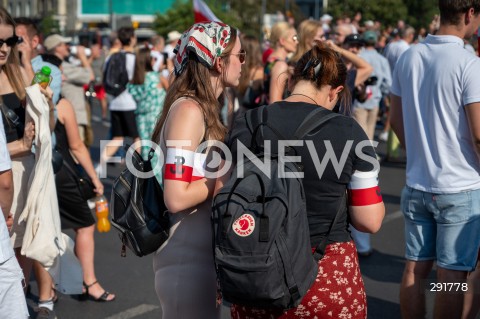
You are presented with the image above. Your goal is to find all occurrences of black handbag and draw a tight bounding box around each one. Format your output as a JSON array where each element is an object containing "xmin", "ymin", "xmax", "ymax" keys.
[
  {"xmin": 62, "ymin": 159, "xmax": 96, "ymax": 201},
  {"xmin": 110, "ymin": 147, "xmax": 169, "ymax": 257}
]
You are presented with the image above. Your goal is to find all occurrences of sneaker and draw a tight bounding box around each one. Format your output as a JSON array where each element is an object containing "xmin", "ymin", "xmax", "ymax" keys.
[
  {"xmin": 36, "ymin": 307, "xmax": 56, "ymax": 319},
  {"xmin": 379, "ymin": 131, "xmax": 389, "ymax": 142}
]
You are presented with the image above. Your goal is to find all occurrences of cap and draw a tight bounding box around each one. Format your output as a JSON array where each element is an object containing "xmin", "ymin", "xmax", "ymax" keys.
[
  {"xmin": 44, "ymin": 34, "xmax": 72, "ymax": 51},
  {"xmin": 320, "ymin": 14, "xmax": 333, "ymax": 22},
  {"xmin": 362, "ymin": 31, "xmax": 378, "ymax": 43},
  {"xmin": 40, "ymin": 66, "xmax": 51, "ymax": 76},
  {"xmin": 344, "ymin": 34, "xmax": 364, "ymax": 46},
  {"xmin": 167, "ymin": 30, "xmax": 182, "ymax": 43},
  {"xmin": 364, "ymin": 20, "xmax": 374, "ymax": 27}
]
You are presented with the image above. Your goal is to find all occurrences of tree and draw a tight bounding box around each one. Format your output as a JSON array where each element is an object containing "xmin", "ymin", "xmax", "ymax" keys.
[
  {"xmin": 39, "ymin": 12, "xmax": 60, "ymax": 36},
  {"xmin": 328, "ymin": 0, "xmax": 407, "ymax": 28},
  {"xmin": 153, "ymin": 0, "xmax": 304, "ymax": 40},
  {"xmin": 403, "ymin": 0, "xmax": 438, "ymax": 30}
]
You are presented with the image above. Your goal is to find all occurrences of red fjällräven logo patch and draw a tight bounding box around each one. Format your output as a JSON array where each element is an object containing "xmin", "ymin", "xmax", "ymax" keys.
[{"xmin": 232, "ymin": 214, "xmax": 255, "ymax": 237}]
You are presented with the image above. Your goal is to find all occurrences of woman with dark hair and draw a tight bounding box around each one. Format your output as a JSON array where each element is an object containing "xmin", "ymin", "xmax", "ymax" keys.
[
  {"xmin": 236, "ymin": 34, "xmax": 264, "ymax": 111},
  {"xmin": 38, "ymin": 53, "xmax": 115, "ymax": 304},
  {"xmin": 128, "ymin": 47, "xmax": 166, "ymax": 158},
  {"xmin": 150, "ymin": 21, "xmax": 243, "ymax": 319},
  {"xmin": 228, "ymin": 41, "xmax": 385, "ymax": 319}
]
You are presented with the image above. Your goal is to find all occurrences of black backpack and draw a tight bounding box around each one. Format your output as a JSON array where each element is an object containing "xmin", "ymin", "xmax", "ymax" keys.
[
  {"xmin": 103, "ymin": 52, "xmax": 131, "ymax": 97},
  {"xmin": 212, "ymin": 105, "xmax": 344, "ymax": 309},
  {"xmin": 110, "ymin": 148, "xmax": 169, "ymax": 257}
]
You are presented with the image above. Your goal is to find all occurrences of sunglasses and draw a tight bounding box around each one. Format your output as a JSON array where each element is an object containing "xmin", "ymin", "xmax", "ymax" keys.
[
  {"xmin": 232, "ymin": 49, "xmax": 246, "ymax": 63},
  {"xmin": 0, "ymin": 36, "xmax": 20, "ymax": 48}
]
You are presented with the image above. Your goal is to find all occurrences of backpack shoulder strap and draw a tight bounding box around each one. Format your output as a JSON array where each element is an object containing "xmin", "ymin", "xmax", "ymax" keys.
[
  {"xmin": 246, "ymin": 105, "xmax": 266, "ymax": 150},
  {"xmin": 312, "ymin": 192, "xmax": 346, "ymax": 261},
  {"xmin": 293, "ymin": 109, "xmax": 340, "ymax": 140}
]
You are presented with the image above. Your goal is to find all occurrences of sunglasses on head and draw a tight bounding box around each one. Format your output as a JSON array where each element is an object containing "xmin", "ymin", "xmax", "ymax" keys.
[
  {"xmin": 0, "ymin": 36, "xmax": 20, "ymax": 48},
  {"xmin": 231, "ymin": 49, "xmax": 246, "ymax": 63}
]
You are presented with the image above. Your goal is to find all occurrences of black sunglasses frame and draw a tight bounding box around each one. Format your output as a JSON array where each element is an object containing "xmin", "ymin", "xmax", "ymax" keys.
[{"xmin": 0, "ymin": 36, "xmax": 20, "ymax": 48}]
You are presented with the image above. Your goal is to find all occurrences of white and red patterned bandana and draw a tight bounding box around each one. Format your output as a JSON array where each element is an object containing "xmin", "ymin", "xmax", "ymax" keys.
[{"xmin": 173, "ymin": 21, "xmax": 232, "ymax": 76}]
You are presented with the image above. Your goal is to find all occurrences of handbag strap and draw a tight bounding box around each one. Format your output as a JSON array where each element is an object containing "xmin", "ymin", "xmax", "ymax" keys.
[
  {"xmin": 62, "ymin": 158, "xmax": 86, "ymax": 181},
  {"xmin": 0, "ymin": 102, "xmax": 23, "ymax": 129}
]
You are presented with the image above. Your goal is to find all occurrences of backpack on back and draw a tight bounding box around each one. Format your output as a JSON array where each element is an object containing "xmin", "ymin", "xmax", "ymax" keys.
[
  {"xmin": 110, "ymin": 147, "xmax": 169, "ymax": 257},
  {"xmin": 103, "ymin": 52, "xmax": 130, "ymax": 97},
  {"xmin": 212, "ymin": 106, "xmax": 344, "ymax": 309}
]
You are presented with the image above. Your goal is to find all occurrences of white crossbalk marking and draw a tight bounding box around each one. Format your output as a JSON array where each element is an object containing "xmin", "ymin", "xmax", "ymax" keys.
[{"xmin": 104, "ymin": 304, "xmax": 159, "ymax": 319}]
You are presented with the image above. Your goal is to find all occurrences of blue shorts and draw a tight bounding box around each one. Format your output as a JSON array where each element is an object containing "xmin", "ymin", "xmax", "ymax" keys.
[{"xmin": 401, "ymin": 186, "xmax": 480, "ymax": 271}]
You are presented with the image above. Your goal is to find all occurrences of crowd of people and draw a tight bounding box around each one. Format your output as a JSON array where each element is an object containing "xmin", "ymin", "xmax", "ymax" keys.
[{"xmin": 0, "ymin": 0, "xmax": 480, "ymax": 318}]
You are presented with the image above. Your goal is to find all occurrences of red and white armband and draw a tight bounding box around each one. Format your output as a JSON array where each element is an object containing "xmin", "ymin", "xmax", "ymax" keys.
[
  {"xmin": 164, "ymin": 148, "xmax": 207, "ymax": 182},
  {"xmin": 347, "ymin": 170, "xmax": 382, "ymax": 206}
]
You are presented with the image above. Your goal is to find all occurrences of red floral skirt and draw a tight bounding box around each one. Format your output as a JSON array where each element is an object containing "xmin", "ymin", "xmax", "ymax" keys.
[{"xmin": 230, "ymin": 241, "xmax": 367, "ymax": 319}]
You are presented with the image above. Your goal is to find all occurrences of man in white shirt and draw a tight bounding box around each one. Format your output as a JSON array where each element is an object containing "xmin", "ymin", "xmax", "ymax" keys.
[
  {"xmin": 383, "ymin": 26, "xmax": 415, "ymax": 73},
  {"xmin": 390, "ymin": 1, "xmax": 480, "ymax": 318},
  {"xmin": 0, "ymin": 113, "xmax": 29, "ymax": 318}
]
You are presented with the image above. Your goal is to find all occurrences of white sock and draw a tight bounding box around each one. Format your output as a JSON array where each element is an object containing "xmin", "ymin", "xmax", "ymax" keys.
[{"xmin": 38, "ymin": 299, "xmax": 54, "ymax": 311}]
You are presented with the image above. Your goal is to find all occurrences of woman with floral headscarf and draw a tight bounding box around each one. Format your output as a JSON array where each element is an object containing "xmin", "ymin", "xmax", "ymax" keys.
[{"xmin": 150, "ymin": 21, "xmax": 244, "ymax": 318}]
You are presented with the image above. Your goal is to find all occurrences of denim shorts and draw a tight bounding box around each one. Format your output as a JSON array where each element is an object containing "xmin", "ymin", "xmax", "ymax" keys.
[{"xmin": 401, "ymin": 186, "xmax": 480, "ymax": 271}]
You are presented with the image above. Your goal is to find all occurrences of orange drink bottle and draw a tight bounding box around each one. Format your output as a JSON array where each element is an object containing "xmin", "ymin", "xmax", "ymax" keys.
[{"xmin": 95, "ymin": 195, "xmax": 111, "ymax": 232}]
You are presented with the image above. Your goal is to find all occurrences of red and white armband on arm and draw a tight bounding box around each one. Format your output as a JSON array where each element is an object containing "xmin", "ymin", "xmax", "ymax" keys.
[
  {"xmin": 347, "ymin": 170, "xmax": 383, "ymax": 206},
  {"xmin": 164, "ymin": 148, "xmax": 207, "ymax": 182}
]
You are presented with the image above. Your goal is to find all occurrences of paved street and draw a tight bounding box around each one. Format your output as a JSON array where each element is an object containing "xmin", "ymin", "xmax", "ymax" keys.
[{"xmin": 26, "ymin": 102, "xmax": 431, "ymax": 319}]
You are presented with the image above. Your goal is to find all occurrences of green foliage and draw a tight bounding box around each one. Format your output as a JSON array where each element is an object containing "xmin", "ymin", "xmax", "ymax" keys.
[
  {"xmin": 153, "ymin": 0, "xmax": 303, "ymax": 39},
  {"xmin": 39, "ymin": 12, "xmax": 60, "ymax": 36},
  {"xmin": 328, "ymin": 0, "xmax": 407, "ymax": 27},
  {"xmin": 403, "ymin": 0, "xmax": 438, "ymax": 29},
  {"xmin": 328, "ymin": 0, "xmax": 439, "ymax": 30}
]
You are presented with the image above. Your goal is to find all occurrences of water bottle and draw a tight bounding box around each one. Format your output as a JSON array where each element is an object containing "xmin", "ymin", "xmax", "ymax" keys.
[
  {"xmin": 31, "ymin": 66, "xmax": 52, "ymax": 89},
  {"xmin": 95, "ymin": 195, "xmax": 111, "ymax": 232}
]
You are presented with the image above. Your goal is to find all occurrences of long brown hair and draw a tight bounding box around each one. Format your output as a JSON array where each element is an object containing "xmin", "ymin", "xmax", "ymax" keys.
[
  {"xmin": 237, "ymin": 34, "xmax": 263, "ymax": 95},
  {"xmin": 291, "ymin": 41, "xmax": 351, "ymax": 112},
  {"xmin": 151, "ymin": 28, "xmax": 238, "ymax": 143},
  {"xmin": 131, "ymin": 47, "xmax": 153, "ymax": 85},
  {"xmin": 0, "ymin": 7, "xmax": 26, "ymax": 101}
]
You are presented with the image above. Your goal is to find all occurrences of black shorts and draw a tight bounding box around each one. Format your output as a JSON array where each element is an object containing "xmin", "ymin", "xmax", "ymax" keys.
[{"xmin": 111, "ymin": 110, "xmax": 139, "ymax": 138}]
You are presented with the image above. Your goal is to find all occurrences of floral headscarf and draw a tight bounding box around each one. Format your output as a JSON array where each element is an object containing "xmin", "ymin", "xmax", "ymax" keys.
[{"xmin": 173, "ymin": 21, "xmax": 232, "ymax": 76}]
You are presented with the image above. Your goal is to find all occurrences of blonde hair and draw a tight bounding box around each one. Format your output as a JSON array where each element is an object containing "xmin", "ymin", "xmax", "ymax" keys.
[
  {"xmin": 269, "ymin": 22, "xmax": 294, "ymax": 48},
  {"xmin": 0, "ymin": 7, "xmax": 26, "ymax": 101},
  {"xmin": 291, "ymin": 20, "xmax": 322, "ymax": 64}
]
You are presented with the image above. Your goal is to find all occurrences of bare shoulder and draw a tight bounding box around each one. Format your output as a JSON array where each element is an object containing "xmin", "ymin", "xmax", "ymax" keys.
[
  {"xmin": 56, "ymin": 98, "xmax": 75, "ymax": 123},
  {"xmin": 164, "ymin": 98, "xmax": 206, "ymax": 146}
]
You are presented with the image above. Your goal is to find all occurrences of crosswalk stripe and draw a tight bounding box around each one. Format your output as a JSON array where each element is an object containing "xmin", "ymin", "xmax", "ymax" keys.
[{"xmin": 104, "ymin": 304, "xmax": 159, "ymax": 319}]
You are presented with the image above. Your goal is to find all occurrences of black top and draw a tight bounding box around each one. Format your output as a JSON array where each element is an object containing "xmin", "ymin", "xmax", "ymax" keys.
[
  {"xmin": 1, "ymin": 93, "xmax": 24, "ymax": 143},
  {"xmin": 54, "ymin": 119, "xmax": 77, "ymax": 169},
  {"xmin": 227, "ymin": 101, "xmax": 377, "ymax": 246}
]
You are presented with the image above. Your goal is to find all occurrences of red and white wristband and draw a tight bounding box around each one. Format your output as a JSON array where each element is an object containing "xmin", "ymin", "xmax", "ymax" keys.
[
  {"xmin": 347, "ymin": 170, "xmax": 382, "ymax": 206},
  {"xmin": 164, "ymin": 148, "xmax": 207, "ymax": 182}
]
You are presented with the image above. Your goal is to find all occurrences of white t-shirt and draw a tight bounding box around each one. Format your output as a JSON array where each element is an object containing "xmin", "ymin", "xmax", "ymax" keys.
[
  {"xmin": 108, "ymin": 52, "xmax": 137, "ymax": 112},
  {"xmin": 391, "ymin": 34, "xmax": 480, "ymax": 193},
  {"xmin": 0, "ymin": 117, "xmax": 14, "ymax": 262},
  {"xmin": 384, "ymin": 39, "xmax": 410, "ymax": 74}
]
